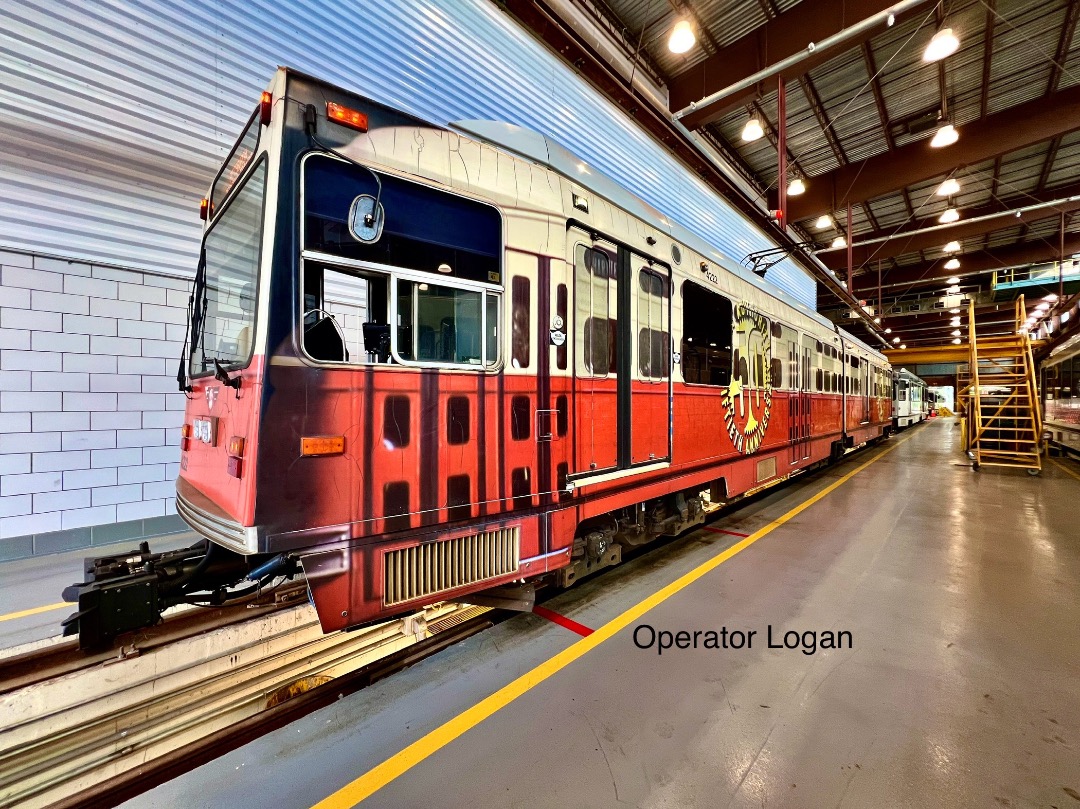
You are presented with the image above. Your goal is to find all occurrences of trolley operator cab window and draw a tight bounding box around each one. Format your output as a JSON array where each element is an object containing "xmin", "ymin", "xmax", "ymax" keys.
[
  {"xmin": 301, "ymin": 153, "xmax": 502, "ymax": 368},
  {"xmin": 189, "ymin": 160, "xmax": 266, "ymax": 376}
]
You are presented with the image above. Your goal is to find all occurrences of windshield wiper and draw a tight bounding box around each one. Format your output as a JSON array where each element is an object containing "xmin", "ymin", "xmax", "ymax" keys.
[{"xmin": 176, "ymin": 246, "xmax": 208, "ymax": 393}]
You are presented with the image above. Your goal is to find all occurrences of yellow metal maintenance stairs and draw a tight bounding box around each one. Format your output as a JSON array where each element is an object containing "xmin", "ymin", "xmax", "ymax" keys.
[{"xmin": 966, "ymin": 296, "xmax": 1043, "ymax": 474}]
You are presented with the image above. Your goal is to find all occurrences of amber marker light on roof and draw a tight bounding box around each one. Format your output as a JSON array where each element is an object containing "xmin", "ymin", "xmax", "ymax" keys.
[
  {"xmin": 327, "ymin": 102, "xmax": 369, "ymax": 132},
  {"xmin": 301, "ymin": 435, "xmax": 345, "ymax": 456},
  {"xmin": 260, "ymin": 91, "xmax": 273, "ymax": 126},
  {"xmin": 199, "ymin": 198, "xmax": 209, "ymax": 221}
]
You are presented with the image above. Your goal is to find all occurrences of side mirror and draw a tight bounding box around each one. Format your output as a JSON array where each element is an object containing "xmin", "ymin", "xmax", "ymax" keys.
[{"xmin": 348, "ymin": 194, "xmax": 385, "ymax": 243}]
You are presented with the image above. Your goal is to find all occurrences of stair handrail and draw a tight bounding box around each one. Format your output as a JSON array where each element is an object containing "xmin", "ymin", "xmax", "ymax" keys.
[{"xmin": 968, "ymin": 297, "xmax": 982, "ymax": 460}]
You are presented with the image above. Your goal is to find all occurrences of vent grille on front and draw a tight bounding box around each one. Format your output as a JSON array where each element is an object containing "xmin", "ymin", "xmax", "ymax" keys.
[{"xmin": 383, "ymin": 527, "xmax": 520, "ymax": 607}]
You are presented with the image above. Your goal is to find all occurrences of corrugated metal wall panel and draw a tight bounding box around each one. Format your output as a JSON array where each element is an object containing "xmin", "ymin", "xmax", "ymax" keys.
[{"xmin": 0, "ymin": 0, "xmax": 815, "ymax": 306}]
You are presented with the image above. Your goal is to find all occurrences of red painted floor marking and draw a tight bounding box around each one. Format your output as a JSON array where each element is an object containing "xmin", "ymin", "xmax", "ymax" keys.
[
  {"xmin": 533, "ymin": 605, "xmax": 594, "ymax": 637},
  {"xmin": 701, "ymin": 526, "xmax": 751, "ymax": 538}
]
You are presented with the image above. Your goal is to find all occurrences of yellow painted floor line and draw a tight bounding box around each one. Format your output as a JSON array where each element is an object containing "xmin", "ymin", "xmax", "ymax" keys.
[
  {"xmin": 312, "ymin": 433, "xmax": 914, "ymax": 809},
  {"xmin": 0, "ymin": 602, "xmax": 68, "ymax": 623},
  {"xmin": 1049, "ymin": 457, "xmax": 1080, "ymax": 482}
]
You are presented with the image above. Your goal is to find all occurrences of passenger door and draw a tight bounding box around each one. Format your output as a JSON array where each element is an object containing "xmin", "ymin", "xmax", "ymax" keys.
[
  {"xmin": 631, "ymin": 264, "xmax": 672, "ymax": 465},
  {"xmin": 568, "ymin": 228, "xmax": 671, "ymax": 480}
]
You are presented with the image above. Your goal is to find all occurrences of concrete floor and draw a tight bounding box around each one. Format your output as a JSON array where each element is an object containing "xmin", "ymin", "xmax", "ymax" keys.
[
  {"xmin": 0, "ymin": 532, "xmax": 197, "ymax": 651},
  {"xmin": 126, "ymin": 419, "xmax": 1080, "ymax": 808}
]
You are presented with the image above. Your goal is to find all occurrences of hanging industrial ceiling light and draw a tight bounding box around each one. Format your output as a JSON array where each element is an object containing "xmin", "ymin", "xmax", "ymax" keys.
[
  {"xmin": 951, "ymin": 337, "xmax": 962, "ymax": 344},
  {"xmin": 668, "ymin": 20, "xmax": 696, "ymax": 54},
  {"xmin": 923, "ymin": 27, "xmax": 960, "ymax": 62},
  {"xmin": 943, "ymin": 240, "xmax": 961, "ymax": 253},
  {"xmin": 944, "ymin": 258, "xmax": 961, "ymax": 270},
  {"xmin": 930, "ymin": 123, "xmax": 959, "ymax": 148},
  {"xmin": 939, "ymin": 207, "xmax": 960, "ymax": 223},
  {"xmin": 951, "ymin": 329, "xmax": 962, "ymax": 336},
  {"xmin": 741, "ymin": 116, "xmax": 764, "ymax": 142},
  {"xmin": 787, "ymin": 176, "xmax": 806, "ymax": 196},
  {"xmin": 814, "ymin": 214, "xmax": 833, "ymax": 229},
  {"xmin": 831, "ymin": 235, "xmax": 847, "ymax": 248},
  {"xmin": 937, "ymin": 178, "xmax": 961, "ymax": 196}
]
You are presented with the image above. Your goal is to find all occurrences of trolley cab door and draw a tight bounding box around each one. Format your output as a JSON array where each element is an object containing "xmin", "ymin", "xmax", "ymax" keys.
[{"xmin": 568, "ymin": 228, "xmax": 671, "ymax": 482}]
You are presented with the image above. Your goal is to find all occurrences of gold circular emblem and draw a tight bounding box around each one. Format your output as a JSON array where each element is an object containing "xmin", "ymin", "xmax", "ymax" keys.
[{"xmin": 720, "ymin": 303, "xmax": 772, "ymax": 454}]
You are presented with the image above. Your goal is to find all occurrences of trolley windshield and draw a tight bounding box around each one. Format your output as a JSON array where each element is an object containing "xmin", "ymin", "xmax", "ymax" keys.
[{"xmin": 189, "ymin": 160, "xmax": 267, "ymax": 375}]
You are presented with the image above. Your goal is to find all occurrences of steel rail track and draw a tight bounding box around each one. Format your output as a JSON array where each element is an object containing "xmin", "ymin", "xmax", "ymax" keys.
[{"xmin": 0, "ymin": 597, "xmax": 494, "ymax": 809}]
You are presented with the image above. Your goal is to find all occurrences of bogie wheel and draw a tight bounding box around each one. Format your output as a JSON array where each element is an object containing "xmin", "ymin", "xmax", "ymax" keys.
[
  {"xmin": 972, "ymin": 461, "xmax": 980, "ymax": 471},
  {"xmin": 1027, "ymin": 468, "xmax": 1041, "ymax": 476}
]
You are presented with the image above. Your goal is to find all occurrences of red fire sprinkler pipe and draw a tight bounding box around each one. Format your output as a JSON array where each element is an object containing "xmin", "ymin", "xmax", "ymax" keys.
[
  {"xmin": 847, "ymin": 204, "xmax": 854, "ymax": 292},
  {"xmin": 777, "ymin": 77, "xmax": 787, "ymax": 224}
]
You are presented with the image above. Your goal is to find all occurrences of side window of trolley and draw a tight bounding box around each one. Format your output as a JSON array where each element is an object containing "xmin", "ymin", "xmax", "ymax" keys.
[
  {"xmin": 576, "ymin": 244, "xmax": 616, "ymax": 377},
  {"xmin": 771, "ymin": 323, "xmax": 798, "ymax": 390},
  {"xmin": 638, "ymin": 267, "xmax": 669, "ymax": 381},
  {"xmin": 680, "ymin": 282, "xmax": 732, "ymax": 386},
  {"xmin": 299, "ymin": 153, "xmax": 502, "ymax": 369}
]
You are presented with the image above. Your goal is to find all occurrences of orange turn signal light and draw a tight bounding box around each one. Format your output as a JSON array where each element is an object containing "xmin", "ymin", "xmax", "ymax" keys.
[
  {"xmin": 180, "ymin": 423, "xmax": 192, "ymax": 451},
  {"xmin": 259, "ymin": 90, "xmax": 273, "ymax": 126},
  {"xmin": 228, "ymin": 436, "xmax": 245, "ymax": 458},
  {"xmin": 181, "ymin": 424, "xmax": 193, "ymax": 438},
  {"xmin": 301, "ymin": 435, "xmax": 345, "ymax": 456},
  {"xmin": 326, "ymin": 101, "xmax": 368, "ymax": 133},
  {"xmin": 199, "ymin": 198, "xmax": 209, "ymax": 221}
]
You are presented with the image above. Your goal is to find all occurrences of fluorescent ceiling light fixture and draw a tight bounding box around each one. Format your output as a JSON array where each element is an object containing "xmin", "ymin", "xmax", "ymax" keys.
[
  {"xmin": 832, "ymin": 236, "xmax": 847, "ymax": 248},
  {"xmin": 923, "ymin": 27, "xmax": 960, "ymax": 62},
  {"xmin": 930, "ymin": 124, "xmax": 959, "ymax": 148},
  {"xmin": 937, "ymin": 178, "xmax": 961, "ymax": 196},
  {"xmin": 815, "ymin": 214, "xmax": 833, "ymax": 229},
  {"xmin": 943, "ymin": 240, "xmax": 961, "ymax": 253},
  {"xmin": 741, "ymin": 117, "xmax": 764, "ymax": 142},
  {"xmin": 668, "ymin": 20, "xmax": 696, "ymax": 54},
  {"xmin": 951, "ymin": 329, "xmax": 962, "ymax": 336},
  {"xmin": 787, "ymin": 177, "xmax": 806, "ymax": 196},
  {"xmin": 944, "ymin": 258, "xmax": 961, "ymax": 270},
  {"xmin": 939, "ymin": 207, "xmax": 960, "ymax": 223},
  {"xmin": 946, "ymin": 276, "xmax": 961, "ymax": 284}
]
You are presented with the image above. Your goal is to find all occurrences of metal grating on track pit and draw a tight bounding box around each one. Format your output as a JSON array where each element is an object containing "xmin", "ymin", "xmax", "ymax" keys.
[{"xmin": 383, "ymin": 527, "xmax": 520, "ymax": 607}]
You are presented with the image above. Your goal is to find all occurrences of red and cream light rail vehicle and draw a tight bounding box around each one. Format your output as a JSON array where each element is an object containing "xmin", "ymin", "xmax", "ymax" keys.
[
  {"xmin": 63, "ymin": 69, "xmax": 892, "ymax": 647},
  {"xmin": 1042, "ymin": 337, "xmax": 1080, "ymax": 456}
]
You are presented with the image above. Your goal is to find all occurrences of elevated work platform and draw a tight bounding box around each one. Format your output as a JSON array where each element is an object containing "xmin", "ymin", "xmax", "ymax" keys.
[{"xmin": 964, "ymin": 297, "xmax": 1043, "ymax": 474}]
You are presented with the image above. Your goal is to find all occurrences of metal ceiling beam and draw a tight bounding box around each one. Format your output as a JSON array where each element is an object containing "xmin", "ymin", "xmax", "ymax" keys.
[
  {"xmin": 868, "ymin": 233, "xmax": 1080, "ymax": 290},
  {"xmin": 669, "ymin": 0, "xmax": 929, "ymax": 129},
  {"xmin": 816, "ymin": 180, "xmax": 1080, "ymax": 268},
  {"xmin": 788, "ymin": 83, "xmax": 1080, "ymax": 222},
  {"xmin": 877, "ymin": 308, "xmax": 1014, "ymax": 329},
  {"xmin": 884, "ymin": 345, "xmax": 970, "ymax": 362}
]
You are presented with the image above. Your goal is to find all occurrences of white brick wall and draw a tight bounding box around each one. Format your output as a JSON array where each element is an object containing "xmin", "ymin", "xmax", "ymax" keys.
[{"xmin": 0, "ymin": 252, "xmax": 189, "ymax": 540}]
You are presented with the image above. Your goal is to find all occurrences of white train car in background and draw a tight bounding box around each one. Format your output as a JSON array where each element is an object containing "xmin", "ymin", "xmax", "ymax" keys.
[{"xmin": 893, "ymin": 368, "xmax": 929, "ymax": 429}]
